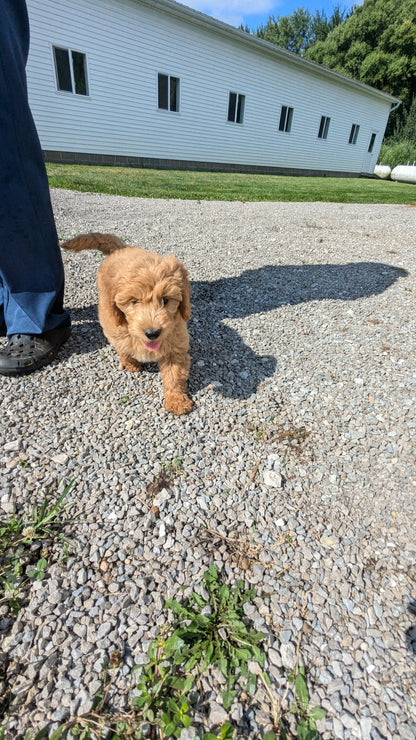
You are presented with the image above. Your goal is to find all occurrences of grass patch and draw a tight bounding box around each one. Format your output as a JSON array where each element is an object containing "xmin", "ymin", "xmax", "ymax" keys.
[{"xmin": 47, "ymin": 163, "xmax": 416, "ymax": 205}]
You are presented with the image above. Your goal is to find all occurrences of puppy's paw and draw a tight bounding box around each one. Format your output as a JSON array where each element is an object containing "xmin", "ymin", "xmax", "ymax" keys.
[
  {"xmin": 119, "ymin": 358, "xmax": 142, "ymax": 373},
  {"xmin": 164, "ymin": 393, "xmax": 193, "ymax": 415}
]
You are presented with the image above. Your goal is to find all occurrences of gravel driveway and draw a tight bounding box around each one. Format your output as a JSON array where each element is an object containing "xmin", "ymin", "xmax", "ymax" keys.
[{"xmin": 1, "ymin": 190, "xmax": 415, "ymax": 739}]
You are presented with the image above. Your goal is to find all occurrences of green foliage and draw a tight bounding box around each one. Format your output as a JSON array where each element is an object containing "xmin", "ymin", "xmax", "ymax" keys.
[
  {"xmin": 203, "ymin": 722, "xmax": 234, "ymax": 740},
  {"xmin": 306, "ymin": 0, "xmax": 416, "ymax": 134},
  {"xmin": 0, "ymin": 482, "xmax": 74, "ymax": 613},
  {"xmin": 255, "ymin": 5, "xmax": 349, "ymax": 55},
  {"xmin": 255, "ymin": 658, "xmax": 326, "ymax": 740},
  {"xmin": 394, "ymin": 96, "xmax": 416, "ymax": 145},
  {"xmin": 378, "ymin": 140, "xmax": 416, "ymax": 167},
  {"xmin": 289, "ymin": 667, "xmax": 326, "ymax": 739},
  {"xmin": 161, "ymin": 457, "xmax": 182, "ymax": 475},
  {"xmin": 165, "ymin": 564, "xmax": 266, "ymax": 709},
  {"xmin": 132, "ymin": 630, "xmax": 194, "ymax": 738}
]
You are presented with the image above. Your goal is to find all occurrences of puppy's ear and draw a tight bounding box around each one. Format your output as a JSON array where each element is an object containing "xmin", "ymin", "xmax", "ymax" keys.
[
  {"xmin": 112, "ymin": 295, "xmax": 128, "ymax": 326},
  {"xmin": 178, "ymin": 263, "xmax": 191, "ymax": 321},
  {"xmin": 161, "ymin": 256, "xmax": 192, "ymax": 321},
  {"xmin": 97, "ymin": 268, "xmax": 128, "ymax": 327}
]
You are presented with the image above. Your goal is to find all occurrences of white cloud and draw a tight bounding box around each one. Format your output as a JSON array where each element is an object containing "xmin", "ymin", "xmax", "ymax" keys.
[{"xmin": 181, "ymin": 0, "xmax": 277, "ymax": 27}]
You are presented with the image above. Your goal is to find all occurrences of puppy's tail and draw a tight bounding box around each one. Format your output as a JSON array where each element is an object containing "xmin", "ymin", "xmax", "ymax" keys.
[{"xmin": 62, "ymin": 232, "xmax": 126, "ymax": 255}]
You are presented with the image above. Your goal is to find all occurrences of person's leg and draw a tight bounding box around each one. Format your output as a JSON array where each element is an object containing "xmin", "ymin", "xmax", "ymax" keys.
[{"xmin": 0, "ymin": 0, "xmax": 70, "ymax": 374}]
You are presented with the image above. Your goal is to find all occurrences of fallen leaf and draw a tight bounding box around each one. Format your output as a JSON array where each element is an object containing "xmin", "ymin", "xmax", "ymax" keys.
[{"xmin": 109, "ymin": 649, "xmax": 122, "ymax": 666}]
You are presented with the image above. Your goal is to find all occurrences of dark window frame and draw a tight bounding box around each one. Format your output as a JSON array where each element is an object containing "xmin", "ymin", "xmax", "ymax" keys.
[
  {"xmin": 318, "ymin": 115, "xmax": 331, "ymax": 140},
  {"xmin": 349, "ymin": 123, "xmax": 360, "ymax": 145},
  {"xmin": 228, "ymin": 91, "xmax": 245, "ymax": 124},
  {"xmin": 158, "ymin": 73, "xmax": 180, "ymax": 112},
  {"xmin": 53, "ymin": 45, "xmax": 88, "ymax": 96},
  {"xmin": 279, "ymin": 105, "xmax": 294, "ymax": 133}
]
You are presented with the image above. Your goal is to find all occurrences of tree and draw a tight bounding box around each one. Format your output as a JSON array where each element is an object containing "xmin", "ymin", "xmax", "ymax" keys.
[
  {"xmin": 306, "ymin": 0, "xmax": 416, "ymax": 126},
  {"xmin": 255, "ymin": 5, "xmax": 349, "ymax": 56},
  {"xmin": 312, "ymin": 5, "xmax": 350, "ymax": 41},
  {"xmin": 395, "ymin": 96, "xmax": 416, "ymax": 145}
]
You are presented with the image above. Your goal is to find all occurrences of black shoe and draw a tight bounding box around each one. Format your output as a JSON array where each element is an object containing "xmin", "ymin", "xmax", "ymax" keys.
[{"xmin": 0, "ymin": 326, "xmax": 71, "ymax": 377}]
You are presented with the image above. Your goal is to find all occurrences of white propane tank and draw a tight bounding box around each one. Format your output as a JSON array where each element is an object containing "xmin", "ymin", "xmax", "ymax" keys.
[
  {"xmin": 391, "ymin": 165, "xmax": 416, "ymax": 184},
  {"xmin": 374, "ymin": 164, "xmax": 391, "ymax": 179}
]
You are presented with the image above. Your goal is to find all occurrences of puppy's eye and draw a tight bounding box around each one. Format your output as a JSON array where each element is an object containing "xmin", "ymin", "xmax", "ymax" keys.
[
  {"xmin": 162, "ymin": 297, "xmax": 169, "ymax": 306},
  {"xmin": 130, "ymin": 299, "xmax": 139, "ymax": 305}
]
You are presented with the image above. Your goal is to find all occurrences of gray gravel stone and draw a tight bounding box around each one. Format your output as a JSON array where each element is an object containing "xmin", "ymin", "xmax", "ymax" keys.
[
  {"xmin": 280, "ymin": 643, "xmax": 297, "ymax": 670},
  {"xmin": 208, "ymin": 701, "xmax": 228, "ymax": 726},
  {"xmin": 0, "ymin": 193, "xmax": 415, "ymax": 739}
]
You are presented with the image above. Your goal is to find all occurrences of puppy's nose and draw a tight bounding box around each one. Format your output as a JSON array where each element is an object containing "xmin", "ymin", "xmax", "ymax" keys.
[{"xmin": 145, "ymin": 328, "xmax": 161, "ymax": 340}]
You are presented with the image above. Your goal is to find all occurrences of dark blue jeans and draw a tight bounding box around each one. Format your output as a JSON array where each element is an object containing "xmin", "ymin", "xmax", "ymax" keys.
[{"xmin": 0, "ymin": 0, "xmax": 70, "ymax": 336}]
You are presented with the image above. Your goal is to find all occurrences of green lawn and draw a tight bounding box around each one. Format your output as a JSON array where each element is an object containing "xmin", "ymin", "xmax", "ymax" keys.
[{"xmin": 46, "ymin": 163, "xmax": 416, "ymax": 204}]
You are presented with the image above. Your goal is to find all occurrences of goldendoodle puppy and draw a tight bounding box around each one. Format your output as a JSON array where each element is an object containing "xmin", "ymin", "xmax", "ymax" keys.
[{"xmin": 63, "ymin": 233, "xmax": 192, "ymax": 415}]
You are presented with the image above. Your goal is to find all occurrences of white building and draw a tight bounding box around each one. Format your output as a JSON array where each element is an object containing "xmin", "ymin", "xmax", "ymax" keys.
[{"xmin": 26, "ymin": 0, "xmax": 400, "ymax": 176}]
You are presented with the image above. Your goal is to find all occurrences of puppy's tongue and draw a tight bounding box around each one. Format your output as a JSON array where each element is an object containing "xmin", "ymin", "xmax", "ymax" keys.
[{"xmin": 144, "ymin": 339, "xmax": 161, "ymax": 352}]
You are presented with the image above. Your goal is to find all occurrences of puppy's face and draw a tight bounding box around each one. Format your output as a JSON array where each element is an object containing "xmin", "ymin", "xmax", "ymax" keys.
[{"xmin": 112, "ymin": 255, "xmax": 190, "ymax": 354}]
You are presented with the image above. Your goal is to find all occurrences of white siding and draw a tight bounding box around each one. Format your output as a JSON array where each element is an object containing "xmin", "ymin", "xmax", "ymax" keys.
[{"xmin": 26, "ymin": 0, "xmax": 394, "ymax": 174}]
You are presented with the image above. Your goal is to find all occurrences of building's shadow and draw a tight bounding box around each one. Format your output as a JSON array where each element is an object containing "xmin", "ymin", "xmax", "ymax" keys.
[
  {"xmin": 187, "ymin": 262, "xmax": 407, "ymax": 398},
  {"xmin": 66, "ymin": 261, "xmax": 407, "ymax": 399}
]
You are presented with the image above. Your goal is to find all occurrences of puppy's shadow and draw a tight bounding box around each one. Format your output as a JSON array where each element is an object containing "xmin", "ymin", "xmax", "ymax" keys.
[{"xmin": 188, "ymin": 261, "xmax": 408, "ymax": 398}]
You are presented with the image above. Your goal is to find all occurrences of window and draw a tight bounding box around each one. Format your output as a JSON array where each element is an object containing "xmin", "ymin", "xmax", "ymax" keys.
[
  {"xmin": 228, "ymin": 92, "xmax": 245, "ymax": 124},
  {"xmin": 349, "ymin": 123, "xmax": 360, "ymax": 144},
  {"xmin": 368, "ymin": 133, "xmax": 377, "ymax": 153},
  {"xmin": 53, "ymin": 46, "xmax": 88, "ymax": 95},
  {"xmin": 158, "ymin": 74, "xmax": 179, "ymax": 112},
  {"xmin": 318, "ymin": 115, "xmax": 330, "ymax": 140},
  {"xmin": 279, "ymin": 105, "xmax": 294, "ymax": 133}
]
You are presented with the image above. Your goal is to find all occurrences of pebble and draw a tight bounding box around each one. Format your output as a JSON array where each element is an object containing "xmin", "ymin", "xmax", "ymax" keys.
[
  {"xmin": 0, "ymin": 194, "xmax": 415, "ymax": 740},
  {"xmin": 263, "ymin": 470, "xmax": 283, "ymax": 488},
  {"xmin": 280, "ymin": 643, "xmax": 297, "ymax": 670},
  {"xmin": 4, "ymin": 440, "xmax": 20, "ymax": 452},
  {"xmin": 208, "ymin": 701, "xmax": 228, "ymax": 726}
]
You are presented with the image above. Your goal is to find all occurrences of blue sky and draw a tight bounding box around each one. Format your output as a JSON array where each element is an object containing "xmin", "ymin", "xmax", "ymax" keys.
[{"xmin": 180, "ymin": 1, "xmax": 360, "ymax": 30}]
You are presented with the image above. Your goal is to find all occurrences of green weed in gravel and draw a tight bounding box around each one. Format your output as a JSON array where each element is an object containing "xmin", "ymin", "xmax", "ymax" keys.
[
  {"xmin": 289, "ymin": 667, "xmax": 326, "ymax": 740},
  {"xmin": 0, "ymin": 482, "xmax": 74, "ymax": 614},
  {"xmin": 40, "ymin": 564, "xmax": 266, "ymax": 739},
  {"xmin": 253, "ymin": 663, "xmax": 325, "ymax": 740},
  {"xmin": 29, "ymin": 565, "xmax": 326, "ymax": 740},
  {"xmin": 164, "ymin": 563, "xmax": 266, "ymax": 709},
  {"xmin": 258, "ymin": 594, "xmax": 326, "ymax": 740},
  {"xmin": 203, "ymin": 724, "xmax": 234, "ymax": 740},
  {"xmin": 160, "ymin": 457, "xmax": 182, "ymax": 476}
]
